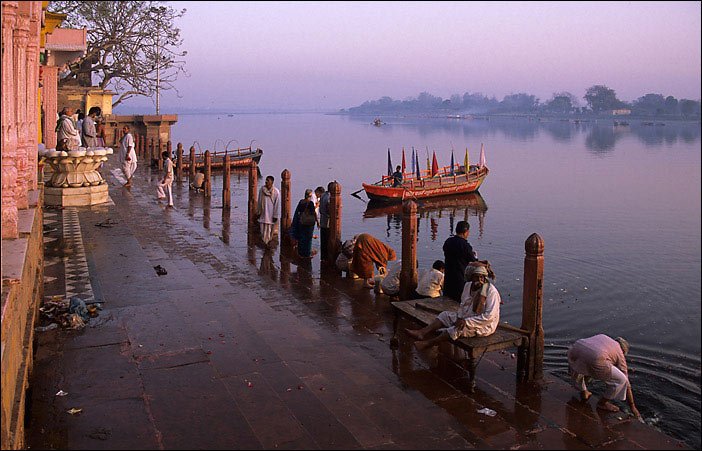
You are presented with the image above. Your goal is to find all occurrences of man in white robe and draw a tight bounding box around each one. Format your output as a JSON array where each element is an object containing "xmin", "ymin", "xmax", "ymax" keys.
[
  {"xmin": 256, "ymin": 175, "xmax": 280, "ymax": 246},
  {"xmin": 156, "ymin": 151, "xmax": 174, "ymax": 207},
  {"xmin": 82, "ymin": 107, "xmax": 100, "ymax": 148},
  {"xmin": 120, "ymin": 125, "xmax": 137, "ymax": 187},
  {"xmin": 56, "ymin": 107, "xmax": 81, "ymax": 149},
  {"xmin": 405, "ymin": 265, "xmax": 501, "ymax": 350}
]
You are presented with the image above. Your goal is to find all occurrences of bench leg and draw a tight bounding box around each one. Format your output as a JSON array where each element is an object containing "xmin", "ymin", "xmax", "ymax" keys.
[
  {"xmin": 517, "ymin": 344, "xmax": 529, "ymax": 381},
  {"xmin": 390, "ymin": 311, "xmax": 400, "ymax": 349},
  {"xmin": 467, "ymin": 356, "xmax": 477, "ymax": 393}
]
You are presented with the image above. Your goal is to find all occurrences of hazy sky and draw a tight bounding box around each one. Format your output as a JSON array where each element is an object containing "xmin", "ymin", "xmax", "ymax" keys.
[{"xmin": 129, "ymin": 1, "xmax": 701, "ymax": 112}]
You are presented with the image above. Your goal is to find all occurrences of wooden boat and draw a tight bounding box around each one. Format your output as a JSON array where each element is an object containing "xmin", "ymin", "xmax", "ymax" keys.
[
  {"xmin": 180, "ymin": 146, "xmax": 262, "ymax": 170},
  {"xmin": 362, "ymin": 162, "xmax": 488, "ymax": 203}
]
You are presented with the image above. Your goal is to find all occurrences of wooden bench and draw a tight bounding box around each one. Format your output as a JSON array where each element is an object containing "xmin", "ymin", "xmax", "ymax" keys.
[{"xmin": 390, "ymin": 296, "xmax": 530, "ymax": 392}]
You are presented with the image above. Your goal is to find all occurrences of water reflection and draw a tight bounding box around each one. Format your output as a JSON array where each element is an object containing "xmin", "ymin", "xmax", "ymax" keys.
[
  {"xmin": 343, "ymin": 114, "xmax": 700, "ymax": 151},
  {"xmin": 364, "ymin": 191, "xmax": 488, "ymax": 238}
]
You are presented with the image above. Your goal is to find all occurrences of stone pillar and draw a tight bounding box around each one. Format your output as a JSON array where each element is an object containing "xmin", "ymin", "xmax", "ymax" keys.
[
  {"xmin": 25, "ymin": 2, "xmax": 40, "ymax": 189},
  {"xmin": 188, "ymin": 146, "xmax": 196, "ymax": 182},
  {"xmin": 222, "ymin": 155, "xmax": 231, "ymax": 209},
  {"xmin": 280, "ymin": 169, "xmax": 291, "ymax": 246},
  {"xmin": 248, "ymin": 161, "xmax": 258, "ymax": 229},
  {"xmin": 2, "ymin": 2, "xmax": 19, "ymax": 238},
  {"xmin": 41, "ymin": 65, "xmax": 58, "ymax": 149},
  {"xmin": 13, "ymin": 11, "xmax": 30, "ymax": 209},
  {"xmin": 176, "ymin": 143, "xmax": 183, "ymax": 182},
  {"xmin": 400, "ymin": 200, "xmax": 418, "ymax": 300},
  {"xmin": 204, "ymin": 150, "xmax": 211, "ymax": 198},
  {"xmin": 520, "ymin": 233, "xmax": 545, "ymax": 381},
  {"xmin": 328, "ymin": 181, "xmax": 342, "ymax": 264}
]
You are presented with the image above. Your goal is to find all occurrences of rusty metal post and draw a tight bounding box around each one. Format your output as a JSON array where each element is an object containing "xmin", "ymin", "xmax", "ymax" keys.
[
  {"xmin": 176, "ymin": 143, "xmax": 184, "ymax": 182},
  {"xmin": 520, "ymin": 233, "xmax": 545, "ymax": 381},
  {"xmin": 204, "ymin": 150, "xmax": 212, "ymax": 198},
  {"xmin": 134, "ymin": 134, "xmax": 139, "ymax": 157},
  {"xmin": 139, "ymin": 135, "xmax": 145, "ymax": 159},
  {"xmin": 248, "ymin": 161, "xmax": 258, "ymax": 229},
  {"xmin": 400, "ymin": 200, "xmax": 418, "ymax": 300},
  {"xmin": 188, "ymin": 146, "xmax": 196, "ymax": 182},
  {"xmin": 327, "ymin": 181, "xmax": 342, "ymax": 265},
  {"xmin": 280, "ymin": 169, "xmax": 291, "ymax": 246},
  {"xmin": 222, "ymin": 155, "xmax": 231, "ymax": 209}
]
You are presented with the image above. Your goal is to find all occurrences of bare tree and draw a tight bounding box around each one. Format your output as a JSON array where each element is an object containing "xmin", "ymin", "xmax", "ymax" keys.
[{"xmin": 48, "ymin": 1, "xmax": 187, "ymax": 109}]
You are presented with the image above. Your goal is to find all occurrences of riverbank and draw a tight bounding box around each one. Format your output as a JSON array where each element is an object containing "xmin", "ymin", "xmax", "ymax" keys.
[{"xmin": 25, "ymin": 158, "xmax": 689, "ymax": 449}]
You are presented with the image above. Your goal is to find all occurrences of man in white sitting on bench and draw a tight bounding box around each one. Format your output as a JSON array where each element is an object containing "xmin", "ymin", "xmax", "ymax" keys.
[{"xmin": 405, "ymin": 263, "xmax": 501, "ymax": 351}]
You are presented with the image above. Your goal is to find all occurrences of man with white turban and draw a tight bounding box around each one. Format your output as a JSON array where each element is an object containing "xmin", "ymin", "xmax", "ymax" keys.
[
  {"xmin": 405, "ymin": 263, "xmax": 501, "ymax": 351},
  {"xmin": 119, "ymin": 125, "xmax": 137, "ymax": 187},
  {"xmin": 568, "ymin": 334, "xmax": 641, "ymax": 418}
]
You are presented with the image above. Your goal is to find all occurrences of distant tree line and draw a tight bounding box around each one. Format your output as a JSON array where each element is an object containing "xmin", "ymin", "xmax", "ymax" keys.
[{"xmin": 343, "ymin": 85, "xmax": 701, "ymax": 119}]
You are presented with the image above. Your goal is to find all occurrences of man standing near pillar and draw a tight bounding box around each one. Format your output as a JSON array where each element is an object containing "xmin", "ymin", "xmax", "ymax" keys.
[
  {"xmin": 55, "ymin": 107, "xmax": 81, "ymax": 149},
  {"xmin": 442, "ymin": 220, "xmax": 478, "ymax": 302},
  {"xmin": 120, "ymin": 125, "xmax": 137, "ymax": 187},
  {"xmin": 256, "ymin": 175, "xmax": 280, "ymax": 247}
]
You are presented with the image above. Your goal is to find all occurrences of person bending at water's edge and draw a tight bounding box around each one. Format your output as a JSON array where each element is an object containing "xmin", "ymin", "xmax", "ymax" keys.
[
  {"xmin": 405, "ymin": 264, "xmax": 500, "ymax": 351},
  {"xmin": 443, "ymin": 220, "xmax": 478, "ymax": 302},
  {"xmin": 350, "ymin": 233, "xmax": 396, "ymax": 288},
  {"xmin": 568, "ymin": 334, "xmax": 641, "ymax": 419}
]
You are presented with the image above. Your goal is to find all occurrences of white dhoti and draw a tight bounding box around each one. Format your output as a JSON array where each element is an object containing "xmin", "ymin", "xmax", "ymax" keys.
[
  {"xmin": 122, "ymin": 160, "xmax": 137, "ymax": 180},
  {"xmin": 572, "ymin": 365, "xmax": 628, "ymax": 401},
  {"xmin": 259, "ymin": 222, "xmax": 278, "ymax": 245},
  {"xmin": 157, "ymin": 179, "xmax": 174, "ymax": 206}
]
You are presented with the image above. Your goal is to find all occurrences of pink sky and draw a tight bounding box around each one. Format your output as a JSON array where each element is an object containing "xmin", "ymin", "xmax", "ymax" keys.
[{"xmin": 132, "ymin": 1, "xmax": 701, "ymax": 111}]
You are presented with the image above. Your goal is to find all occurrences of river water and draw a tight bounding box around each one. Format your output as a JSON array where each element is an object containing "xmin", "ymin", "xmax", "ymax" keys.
[{"xmin": 169, "ymin": 113, "xmax": 701, "ymax": 447}]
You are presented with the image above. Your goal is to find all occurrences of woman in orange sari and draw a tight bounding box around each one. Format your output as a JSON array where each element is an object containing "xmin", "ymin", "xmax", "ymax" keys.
[{"xmin": 350, "ymin": 233, "xmax": 396, "ymax": 288}]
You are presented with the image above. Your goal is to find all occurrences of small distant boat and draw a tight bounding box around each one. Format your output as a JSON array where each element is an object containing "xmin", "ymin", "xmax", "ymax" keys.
[
  {"xmin": 362, "ymin": 146, "xmax": 489, "ymax": 203},
  {"xmin": 372, "ymin": 118, "xmax": 385, "ymax": 126},
  {"xmin": 180, "ymin": 146, "xmax": 262, "ymax": 170}
]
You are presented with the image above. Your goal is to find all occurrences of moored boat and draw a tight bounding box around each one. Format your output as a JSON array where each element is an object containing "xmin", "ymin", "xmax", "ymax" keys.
[
  {"xmin": 362, "ymin": 146, "xmax": 489, "ymax": 203},
  {"xmin": 180, "ymin": 146, "xmax": 262, "ymax": 170}
]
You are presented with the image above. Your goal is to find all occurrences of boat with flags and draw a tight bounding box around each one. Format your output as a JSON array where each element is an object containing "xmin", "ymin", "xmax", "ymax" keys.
[{"xmin": 360, "ymin": 145, "xmax": 489, "ymax": 202}]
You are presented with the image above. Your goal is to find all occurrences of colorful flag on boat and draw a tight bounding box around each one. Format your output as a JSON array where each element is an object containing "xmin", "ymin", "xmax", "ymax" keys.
[
  {"xmin": 426, "ymin": 147, "xmax": 430, "ymax": 173},
  {"xmin": 479, "ymin": 143, "xmax": 486, "ymax": 168},
  {"xmin": 401, "ymin": 147, "xmax": 406, "ymax": 173},
  {"xmin": 387, "ymin": 148, "xmax": 392, "ymax": 176},
  {"xmin": 450, "ymin": 150, "xmax": 455, "ymax": 176},
  {"xmin": 411, "ymin": 147, "xmax": 416, "ymax": 177},
  {"xmin": 464, "ymin": 147, "xmax": 470, "ymax": 171},
  {"xmin": 431, "ymin": 151, "xmax": 439, "ymax": 177}
]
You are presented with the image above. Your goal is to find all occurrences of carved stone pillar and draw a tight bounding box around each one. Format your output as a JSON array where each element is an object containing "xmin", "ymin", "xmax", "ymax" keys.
[
  {"xmin": 13, "ymin": 12, "xmax": 30, "ymax": 209},
  {"xmin": 25, "ymin": 2, "xmax": 41, "ymax": 189},
  {"xmin": 41, "ymin": 65, "xmax": 58, "ymax": 148},
  {"xmin": 2, "ymin": 2, "xmax": 19, "ymax": 238}
]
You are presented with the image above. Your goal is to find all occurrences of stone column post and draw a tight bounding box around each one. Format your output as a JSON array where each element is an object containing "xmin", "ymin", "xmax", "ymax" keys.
[
  {"xmin": 204, "ymin": 150, "xmax": 211, "ymax": 198},
  {"xmin": 13, "ymin": 13, "xmax": 30, "ymax": 209},
  {"xmin": 520, "ymin": 233, "xmax": 545, "ymax": 381},
  {"xmin": 280, "ymin": 169, "xmax": 291, "ymax": 246},
  {"xmin": 188, "ymin": 146, "xmax": 196, "ymax": 182},
  {"xmin": 1, "ymin": 2, "xmax": 19, "ymax": 238},
  {"xmin": 222, "ymin": 155, "xmax": 231, "ymax": 209},
  {"xmin": 176, "ymin": 143, "xmax": 183, "ymax": 182},
  {"xmin": 41, "ymin": 65, "xmax": 57, "ymax": 149},
  {"xmin": 328, "ymin": 181, "xmax": 342, "ymax": 264},
  {"xmin": 25, "ymin": 2, "xmax": 40, "ymax": 189},
  {"xmin": 400, "ymin": 200, "xmax": 418, "ymax": 300}
]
